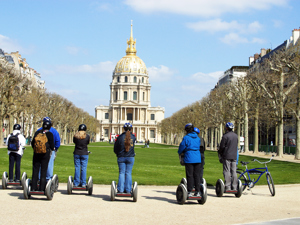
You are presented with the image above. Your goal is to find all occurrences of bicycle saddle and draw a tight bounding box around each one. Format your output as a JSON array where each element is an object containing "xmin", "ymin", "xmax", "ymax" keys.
[{"xmin": 241, "ymin": 161, "xmax": 250, "ymax": 165}]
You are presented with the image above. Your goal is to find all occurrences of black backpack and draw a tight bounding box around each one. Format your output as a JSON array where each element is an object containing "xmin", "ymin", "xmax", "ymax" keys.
[{"xmin": 7, "ymin": 133, "xmax": 20, "ymax": 151}]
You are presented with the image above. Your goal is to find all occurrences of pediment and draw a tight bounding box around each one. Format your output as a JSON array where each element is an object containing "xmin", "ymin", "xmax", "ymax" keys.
[{"xmin": 122, "ymin": 101, "xmax": 140, "ymax": 106}]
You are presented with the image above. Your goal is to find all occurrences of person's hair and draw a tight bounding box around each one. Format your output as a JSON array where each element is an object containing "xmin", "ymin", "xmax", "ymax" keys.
[{"xmin": 125, "ymin": 130, "xmax": 131, "ymax": 152}]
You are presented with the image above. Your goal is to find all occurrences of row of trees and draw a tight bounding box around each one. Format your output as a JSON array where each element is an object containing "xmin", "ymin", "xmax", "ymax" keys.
[
  {"xmin": 160, "ymin": 38, "xmax": 300, "ymax": 159},
  {"xmin": 0, "ymin": 55, "xmax": 99, "ymax": 146}
]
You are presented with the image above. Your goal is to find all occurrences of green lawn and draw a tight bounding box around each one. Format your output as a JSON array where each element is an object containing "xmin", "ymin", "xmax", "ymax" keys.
[{"xmin": 1, "ymin": 142, "xmax": 299, "ymax": 186}]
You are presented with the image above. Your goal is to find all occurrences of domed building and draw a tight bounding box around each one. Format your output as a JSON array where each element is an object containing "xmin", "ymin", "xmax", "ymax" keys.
[{"xmin": 95, "ymin": 24, "xmax": 165, "ymax": 143}]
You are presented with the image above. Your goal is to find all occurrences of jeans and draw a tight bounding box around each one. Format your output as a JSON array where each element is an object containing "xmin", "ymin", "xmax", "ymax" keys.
[
  {"xmin": 74, "ymin": 154, "xmax": 89, "ymax": 186},
  {"xmin": 117, "ymin": 157, "xmax": 135, "ymax": 193},
  {"xmin": 46, "ymin": 151, "xmax": 56, "ymax": 180},
  {"xmin": 9, "ymin": 153, "xmax": 22, "ymax": 181},
  {"xmin": 223, "ymin": 159, "xmax": 237, "ymax": 190},
  {"xmin": 185, "ymin": 163, "xmax": 201, "ymax": 193}
]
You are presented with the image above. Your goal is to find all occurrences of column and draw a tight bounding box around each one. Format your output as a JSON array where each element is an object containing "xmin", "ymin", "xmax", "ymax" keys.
[
  {"xmin": 133, "ymin": 107, "xmax": 135, "ymax": 121},
  {"xmin": 111, "ymin": 107, "xmax": 114, "ymax": 123},
  {"xmin": 125, "ymin": 107, "xmax": 127, "ymax": 121},
  {"xmin": 138, "ymin": 108, "xmax": 140, "ymax": 121}
]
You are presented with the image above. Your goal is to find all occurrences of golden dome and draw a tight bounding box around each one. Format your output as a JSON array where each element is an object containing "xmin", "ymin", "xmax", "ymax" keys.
[{"xmin": 113, "ymin": 23, "xmax": 148, "ymax": 75}]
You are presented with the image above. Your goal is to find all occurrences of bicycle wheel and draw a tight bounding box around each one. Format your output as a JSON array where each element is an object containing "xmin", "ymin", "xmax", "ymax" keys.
[
  {"xmin": 236, "ymin": 171, "xmax": 247, "ymax": 191},
  {"xmin": 266, "ymin": 173, "xmax": 275, "ymax": 196}
]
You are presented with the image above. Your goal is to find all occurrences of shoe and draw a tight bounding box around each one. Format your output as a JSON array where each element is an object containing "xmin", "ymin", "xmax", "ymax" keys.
[
  {"xmin": 225, "ymin": 187, "xmax": 231, "ymax": 191},
  {"xmin": 194, "ymin": 192, "xmax": 201, "ymax": 197},
  {"xmin": 188, "ymin": 192, "xmax": 193, "ymax": 197},
  {"xmin": 73, "ymin": 185, "xmax": 79, "ymax": 188},
  {"xmin": 82, "ymin": 185, "xmax": 86, "ymax": 189},
  {"xmin": 9, "ymin": 180, "xmax": 13, "ymax": 182},
  {"xmin": 15, "ymin": 180, "xmax": 21, "ymax": 183}
]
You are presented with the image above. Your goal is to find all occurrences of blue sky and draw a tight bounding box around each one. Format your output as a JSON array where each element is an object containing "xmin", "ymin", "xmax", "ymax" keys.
[{"xmin": 0, "ymin": 0, "xmax": 299, "ymax": 118}]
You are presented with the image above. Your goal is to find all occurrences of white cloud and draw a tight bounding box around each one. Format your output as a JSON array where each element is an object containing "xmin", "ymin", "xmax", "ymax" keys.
[
  {"xmin": 124, "ymin": 0, "xmax": 288, "ymax": 17},
  {"xmin": 273, "ymin": 20, "xmax": 284, "ymax": 28},
  {"xmin": 148, "ymin": 65, "xmax": 175, "ymax": 82},
  {"xmin": 187, "ymin": 19, "xmax": 262, "ymax": 34},
  {"xmin": 0, "ymin": 34, "xmax": 22, "ymax": 53},
  {"xmin": 90, "ymin": 2, "xmax": 113, "ymax": 12},
  {"xmin": 190, "ymin": 71, "xmax": 224, "ymax": 83},
  {"xmin": 65, "ymin": 46, "xmax": 88, "ymax": 56},
  {"xmin": 220, "ymin": 33, "xmax": 267, "ymax": 45}
]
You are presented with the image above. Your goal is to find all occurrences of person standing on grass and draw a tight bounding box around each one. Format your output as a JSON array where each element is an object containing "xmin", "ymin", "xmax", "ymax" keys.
[
  {"xmin": 178, "ymin": 123, "xmax": 201, "ymax": 197},
  {"xmin": 6, "ymin": 124, "xmax": 26, "ymax": 182},
  {"xmin": 114, "ymin": 123, "xmax": 136, "ymax": 193},
  {"xmin": 219, "ymin": 122, "xmax": 238, "ymax": 191},
  {"xmin": 194, "ymin": 127, "xmax": 205, "ymax": 184},
  {"xmin": 73, "ymin": 124, "xmax": 90, "ymax": 188},
  {"xmin": 37, "ymin": 117, "xmax": 60, "ymax": 181}
]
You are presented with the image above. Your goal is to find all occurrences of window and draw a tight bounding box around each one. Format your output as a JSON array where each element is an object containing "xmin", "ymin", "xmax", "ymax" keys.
[
  {"xmin": 134, "ymin": 76, "xmax": 137, "ymax": 83},
  {"xmin": 127, "ymin": 113, "xmax": 132, "ymax": 120},
  {"xmin": 125, "ymin": 76, "xmax": 128, "ymax": 82},
  {"xmin": 117, "ymin": 76, "xmax": 120, "ymax": 82},
  {"xmin": 142, "ymin": 77, "xmax": 144, "ymax": 83},
  {"xmin": 143, "ymin": 92, "xmax": 145, "ymax": 101},
  {"xmin": 124, "ymin": 91, "xmax": 127, "ymax": 100},
  {"xmin": 105, "ymin": 113, "xmax": 109, "ymax": 119},
  {"xmin": 151, "ymin": 114, "xmax": 155, "ymax": 120},
  {"xmin": 115, "ymin": 91, "xmax": 118, "ymax": 100},
  {"xmin": 104, "ymin": 129, "xmax": 109, "ymax": 137},
  {"xmin": 150, "ymin": 130, "xmax": 155, "ymax": 138},
  {"xmin": 133, "ymin": 91, "xmax": 137, "ymax": 100}
]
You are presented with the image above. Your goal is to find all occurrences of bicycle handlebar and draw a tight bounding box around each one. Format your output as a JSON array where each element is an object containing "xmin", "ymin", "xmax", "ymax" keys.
[{"xmin": 253, "ymin": 155, "xmax": 274, "ymax": 164}]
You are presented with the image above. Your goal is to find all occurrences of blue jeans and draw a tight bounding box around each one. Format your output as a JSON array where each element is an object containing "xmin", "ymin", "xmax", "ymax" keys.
[
  {"xmin": 74, "ymin": 154, "xmax": 89, "ymax": 186},
  {"xmin": 117, "ymin": 157, "xmax": 135, "ymax": 193},
  {"xmin": 39, "ymin": 150, "xmax": 56, "ymax": 181}
]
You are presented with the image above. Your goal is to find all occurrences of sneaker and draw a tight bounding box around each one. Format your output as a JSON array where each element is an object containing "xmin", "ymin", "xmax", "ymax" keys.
[
  {"xmin": 194, "ymin": 192, "xmax": 201, "ymax": 197},
  {"xmin": 15, "ymin": 180, "xmax": 21, "ymax": 183},
  {"xmin": 188, "ymin": 192, "xmax": 193, "ymax": 197},
  {"xmin": 82, "ymin": 185, "xmax": 86, "ymax": 189},
  {"xmin": 225, "ymin": 187, "xmax": 231, "ymax": 192},
  {"xmin": 9, "ymin": 180, "xmax": 13, "ymax": 182}
]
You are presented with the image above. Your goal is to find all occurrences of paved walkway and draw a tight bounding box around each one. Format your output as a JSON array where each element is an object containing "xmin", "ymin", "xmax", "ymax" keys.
[{"xmin": 1, "ymin": 183, "xmax": 300, "ymax": 225}]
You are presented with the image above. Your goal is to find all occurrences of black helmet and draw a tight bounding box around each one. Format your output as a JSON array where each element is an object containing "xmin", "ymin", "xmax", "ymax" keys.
[
  {"xmin": 185, "ymin": 123, "xmax": 194, "ymax": 133},
  {"xmin": 43, "ymin": 121, "xmax": 52, "ymax": 130},
  {"xmin": 13, "ymin": 124, "xmax": 21, "ymax": 130},
  {"xmin": 79, "ymin": 124, "xmax": 87, "ymax": 131}
]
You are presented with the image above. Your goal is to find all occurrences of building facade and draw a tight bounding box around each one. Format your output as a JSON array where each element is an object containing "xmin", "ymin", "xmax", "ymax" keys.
[
  {"xmin": 95, "ymin": 24, "xmax": 165, "ymax": 143},
  {"xmin": 218, "ymin": 66, "xmax": 248, "ymax": 86}
]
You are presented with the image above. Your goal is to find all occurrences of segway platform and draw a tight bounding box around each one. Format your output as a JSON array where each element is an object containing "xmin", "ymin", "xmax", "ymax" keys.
[
  {"xmin": 2, "ymin": 171, "xmax": 27, "ymax": 189},
  {"xmin": 110, "ymin": 181, "xmax": 138, "ymax": 202},
  {"xmin": 67, "ymin": 176, "xmax": 93, "ymax": 195},
  {"xmin": 176, "ymin": 178, "xmax": 207, "ymax": 205},
  {"xmin": 23, "ymin": 178, "xmax": 54, "ymax": 200},
  {"xmin": 215, "ymin": 179, "xmax": 243, "ymax": 197}
]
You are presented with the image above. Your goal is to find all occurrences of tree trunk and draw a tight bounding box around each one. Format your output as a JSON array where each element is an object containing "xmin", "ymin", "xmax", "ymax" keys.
[
  {"xmin": 254, "ymin": 106, "xmax": 259, "ymax": 154},
  {"xmin": 214, "ymin": 127, "xmax": 218, "ymax": 150},
  {"xmin": 237, "ymin": 122, "xmax": 241, "ymax": 151},
  {"xmin": 244, "ymin": 110, "xmax": 249, "ymax": 153},
  {"xmin": 219, "ymin": 123, "xmax": 223, "ymax": 143},
  {"xmin": 275, "ymin": 124, "xmax": 278, "ymax": 146},
  {"xmin": 210, "ymin": 128, "xmax": 213, "ymax": 150},
  {"xmin": 278, "ymin": 117, "xmax": 284, "ymax": 157},
  {"xmin": 296, "ymin": 116, "xmax": 300, "ymax": 159}
]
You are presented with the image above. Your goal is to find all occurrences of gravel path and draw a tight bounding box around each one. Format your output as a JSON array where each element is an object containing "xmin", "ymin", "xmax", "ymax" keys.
[{"xmin": 1, "ymin": 183, "xmax": 300, "ymax": 225}]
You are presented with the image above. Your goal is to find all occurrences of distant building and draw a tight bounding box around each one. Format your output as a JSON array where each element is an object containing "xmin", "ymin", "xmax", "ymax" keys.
[
  {"xmin": 95, "ymin": 24, "xmax": 165, "ymax": 143},
  {"xmin": 218, "ymin": 66, "xmax": 248, "ymax": 87}
]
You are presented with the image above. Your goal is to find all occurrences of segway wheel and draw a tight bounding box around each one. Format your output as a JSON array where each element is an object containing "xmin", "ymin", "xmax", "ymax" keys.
[
  {"xmin": 180, "ymin": 177, "xmax": 187, "ymax": 187},
  {"xmin": 2, "ymin": 171, "xmax": 7, "ymax": 189},
  {"xmin": 110, "ymin": 181, "xmax": 116, "ymax": 201},
  {"xmin": 87, "ymin": 176, "xmax": 93, "ymax": 195},
  {"xmin": 176, "ymin": 183, "xmax": 187, "ymax": 205},
  {"xmin": 21, "ymin": 172, "xmax": 27, "ymax": 189},
  {"xmin": 235, "ymin": 180, "xmax": 243, "ymax": 198},
  {"xmin": 52, "ymin": 174, "xmax": 59, "ymax": 192},
  {"xmin": 198, "ymin": 183, "xmax": 207, "ymax": 205},
  {"xmin": 132, "ymin": 182, "xmax": 138, "ymax": 202},
  {"xmin": 215, "ymin": 179, "xmax": 224, "ymax": 197},
  {"xmin": 45, "ymin": 179, "xmax": 54, "ymax": 200},
  {"xmin": 23, "ymin": 178, "xmax": 31, "ymax": 199},
  {"xmin": 67, "ymin": 176, "xmax": 73, "ymax": 195},
  {"xmin": 202, "ymin": 178, "xmax": 207, "ymax": 189}
]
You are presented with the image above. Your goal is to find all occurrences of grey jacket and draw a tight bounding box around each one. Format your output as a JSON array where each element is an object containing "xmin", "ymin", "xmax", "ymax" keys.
[{"xmin": 219, "ymin": 131, "xmax": 238, "ymax": 160}]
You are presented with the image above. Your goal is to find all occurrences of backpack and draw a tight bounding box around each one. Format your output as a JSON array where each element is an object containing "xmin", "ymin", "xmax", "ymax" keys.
[
  {"xmin": 33, "ymin": 132, "xmax": 48, "ymax": 154},
  {"xmin": 7, "ymin": 133, "xmax": 20, "ymax": 151}
]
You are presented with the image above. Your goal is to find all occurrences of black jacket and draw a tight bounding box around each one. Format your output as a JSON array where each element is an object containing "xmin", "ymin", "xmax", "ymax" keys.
[
  {"xmin": 219, "ymin": 130, "xmax": 238, "ymax": 160},
  {"xmin": 31, "ymin": 129, "xmax": 54, "ymax": 151},
  {"xmin": 199, "ymin": 136, "xmax": 206, "ymax": 153},
  {"xmin": 114, "ymin": 132, "xmax": 136, "ymax": 157},
  {"xmin": 73, "ymin": 131, "xmax": 90, "ymax": 155}
]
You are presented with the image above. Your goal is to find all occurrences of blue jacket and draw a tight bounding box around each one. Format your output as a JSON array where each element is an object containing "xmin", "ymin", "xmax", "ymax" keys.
[
  {"xmin": 38, "ymin": 127, "xmax": 60, "ymax": 151},
  {"xmin": 114, "ymin": 132, "xmax": 136, "ymax": 157},
  {"xmin": 178, "ymin": 132, "xmax": 201, "ymax": 163}
]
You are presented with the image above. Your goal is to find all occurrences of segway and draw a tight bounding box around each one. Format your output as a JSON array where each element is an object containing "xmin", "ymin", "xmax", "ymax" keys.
[
  {"xmin": 67, "ymin": 176, "xmax": 93, "ymax": 195},
  {"xmin": 176, "ymin": 177, "xmax": 207, "ymax": 205},
  {"xmin": 51, "ymin": 174, "xmax": 59, "ymax": 192},
  {"xmin": 110, "ymin": 181, "xmax": 138, "ymax": 202},
  {"xmin": 215, "ymin": 179, "xmax": 243, "ymax": 197},
  {"xmin": 2, "ymin": 171, "xmax": 27, "ymax": 189},
  {"xmin": 23, "ymin": 178, "xmax": 54, "ymax": 200}
]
